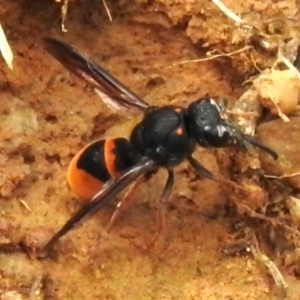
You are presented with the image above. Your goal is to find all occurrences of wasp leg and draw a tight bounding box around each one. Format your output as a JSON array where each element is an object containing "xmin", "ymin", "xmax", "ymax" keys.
[
  {"xmin": 37, "ymin": 158, "xmax": 156, "ymax": 259},
  {"xmin": 148, "ymin": 169, "xmax": 174, "ymax": 248},
  {"xmin": 187, "ymin": 155, "xmax": 247, "ymax": 192},
  {"xmin": 106, "ymin": 176, "xmax": 148, "ymax": 232}
]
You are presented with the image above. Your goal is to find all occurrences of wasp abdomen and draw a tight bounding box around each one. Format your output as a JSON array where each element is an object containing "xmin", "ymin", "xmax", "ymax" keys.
[{"xmin": 67, "ymin": 138, "xmax": 139, "ymax": 200}]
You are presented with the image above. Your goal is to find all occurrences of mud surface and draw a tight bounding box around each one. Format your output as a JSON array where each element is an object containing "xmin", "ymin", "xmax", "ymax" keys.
[{"xmin": 1, "ymin": 1, "xmax": 300, "ymax": 299}]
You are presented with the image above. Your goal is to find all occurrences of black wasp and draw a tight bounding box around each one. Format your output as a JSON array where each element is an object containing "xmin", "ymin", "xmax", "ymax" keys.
[{"xmin": 38, "ymin": 38, "xmax": 277, "ymax": 258}]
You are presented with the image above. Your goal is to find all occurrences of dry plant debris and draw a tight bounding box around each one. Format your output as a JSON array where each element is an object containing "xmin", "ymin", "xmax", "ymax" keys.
[
  {"xmin": 211, "ymin": 0, "xmax": 244, "ymax": 24},
  {"xmin": 102, "ymin": 0, "xmax": 113, "ymax": 22},
  {"xmin": 54, "ymin": 0, "xmax": 112, "ymax": 32},
  {"xmin": 265, "ymin": 171, "xmax": 300, "ymax": 179},
  {"xmin": 205, "ymin": 1, "xmax": 300, "ymax": 127},
  {"xmin": 181, "ymin": 0, "xmax": 300, "ymax": 71},
  {"xmin": 286, "ymin": 196, "xmax": 300, "ymax": 225},
  {"xmin": 170, "ymin": 46, "xmax": 252, "ymax": 67},
  {"xmin": 250, "ymin": 232, "xmax": 288, "ymax": 299},
  {"xmin": 254, "ymin": 69, "xmax": 300, "ymax": 122},
  {"xmin": 53, "ymin": 0, "xmax": 69, "ymax": 32},
  {"xmin": 231, "ymin": 67, "xmax": 300, "ymax": 138},
  {"xmin": 0, "ymin": 21, "xmax": 13, "ymax": 70}
]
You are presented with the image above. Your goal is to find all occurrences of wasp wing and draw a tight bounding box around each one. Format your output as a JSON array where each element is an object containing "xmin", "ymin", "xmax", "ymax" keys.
[
  {"xmin": 38, "ymin": 157, "xmax": 156, "ymax": 258},
  {"xmin": 44, "ymin": 38, "xmax": 149, "ymax": 113}
]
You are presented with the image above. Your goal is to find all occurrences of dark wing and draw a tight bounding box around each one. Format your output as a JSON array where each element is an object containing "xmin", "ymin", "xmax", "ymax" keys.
[
  {"xmin": 44, "ymin": 38, "xmax": 149, "ymax": 113},
  {"xmin": 38, "ymin": 157, "xmax": 157, "ymax": 258}
]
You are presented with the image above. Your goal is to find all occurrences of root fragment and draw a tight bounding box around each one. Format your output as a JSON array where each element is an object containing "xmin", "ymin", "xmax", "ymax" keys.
[{"xmin": 250, "ymin": 232, "xmax": 288, "ymax": 298}]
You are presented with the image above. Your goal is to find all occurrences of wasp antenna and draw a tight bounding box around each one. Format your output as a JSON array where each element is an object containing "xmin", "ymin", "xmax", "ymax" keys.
[
  {"xmin": 224, "ymin": 122, "xmax": 278, "ymax": 160},
  {"xmin": 187, "ymin": 155, "xmax": 248, "ymax": 192},
  {"xmin": 241, "ymin": 134, "xmax": 278, "ymax": 160}
]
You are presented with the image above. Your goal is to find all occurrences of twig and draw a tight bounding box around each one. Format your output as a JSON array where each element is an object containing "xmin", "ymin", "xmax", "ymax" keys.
[
  {"xmin": 102, "ymin": 0, "xmax": 113, "ymax": 22},
  {"xmin": 250, "ymin": 231, "xmax": 288, "ymax": 298},
  {"xmin": 170, "ymin": 46, "xmax": 252, "ymax": 67},
  {"xmin": 30, "ymin": 275, "xmax": 43, "ymax": 299},
  {"xmin": 61, "ymin": 0, "xmax": 69, "ymax": 32},
  {"xmin": 264, "ymin": 171, "xmax": 300, "ymax": 179},
  {"xmin": 239, "ymin": 203, "xmax": 300, "ymax": 241},
  {"xmin": 211, "ymin": 0, "xmax": 243, "ymax": 24},
  {"xmin": 0, "ymin": 21, "xmax": 13, "ymax": 69},
  {"xmin": 19, "ymin": 199, "xmax": 31, "ymax": 212}
]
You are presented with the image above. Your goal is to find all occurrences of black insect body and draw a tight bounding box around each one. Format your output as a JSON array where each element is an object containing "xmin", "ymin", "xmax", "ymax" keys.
[
  {"xmin": 38, "ymin": 38, "xmax": 277, "ymax": 258},
  {"xmin": 187, "ymin": 98, "xmax": 278, "ymax": 155},
  {"xmin": 131, "ymin": 106, "xmax": 195, "ymax": 167},
  {"xmin": 187, "ymin": 98, "xmax": 232, "ymax": 147}
]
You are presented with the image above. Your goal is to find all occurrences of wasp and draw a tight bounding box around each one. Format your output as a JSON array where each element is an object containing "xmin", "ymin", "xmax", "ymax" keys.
[{"xmin": 38, "ymin": 38, "xmax": 277, "ymax": 258}]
